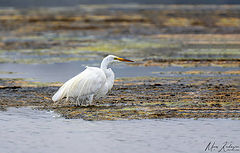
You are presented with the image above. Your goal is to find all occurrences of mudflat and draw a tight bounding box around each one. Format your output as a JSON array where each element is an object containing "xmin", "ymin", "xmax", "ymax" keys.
[{"xmin": 0, "ymin": 5, "xmax": 239, "ymax": 120}]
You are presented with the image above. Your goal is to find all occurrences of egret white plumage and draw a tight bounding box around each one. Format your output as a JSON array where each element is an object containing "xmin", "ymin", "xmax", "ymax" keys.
[{"xmin": 52, "ymin": 55, "xmax": 134, "ymax": 106}]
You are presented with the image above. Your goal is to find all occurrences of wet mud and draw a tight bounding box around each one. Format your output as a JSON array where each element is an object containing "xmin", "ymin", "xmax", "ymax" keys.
[
  {"xmin": 0, "ymin": 5, "xmax": 240, "ymax": 120},
  {"xmin": 0, "ymin": 77, "xmax": 239, "ymax": 120}
]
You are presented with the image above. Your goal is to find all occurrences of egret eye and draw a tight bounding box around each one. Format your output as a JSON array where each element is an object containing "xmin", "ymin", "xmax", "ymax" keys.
[{"xmin": 114, "ymin": 57, "xmax": 118, "ymax": 60}]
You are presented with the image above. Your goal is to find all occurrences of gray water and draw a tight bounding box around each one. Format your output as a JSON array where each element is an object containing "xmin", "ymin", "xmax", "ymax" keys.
[
  {"xmin": 0, "ymin": 61, "xmax": 239, "ymax": 82},
  {"xmin": 0, "ymin": 107, "xmax": 239, "ymax": 153}
]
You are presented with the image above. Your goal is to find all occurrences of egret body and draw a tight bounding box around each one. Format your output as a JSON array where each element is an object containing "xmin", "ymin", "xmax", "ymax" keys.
[{"xmin": 52, "ymin": 55, "xmax": 134, "ymax": 105}]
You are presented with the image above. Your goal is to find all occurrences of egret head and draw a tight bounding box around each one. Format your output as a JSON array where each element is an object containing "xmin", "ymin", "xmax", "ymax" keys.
[
  {"xmin": 105, "ymin": 55, "xmax": 134, "ymax": 63},
  {"xmin": 101, "ymin": 55, "xmax": 134, "ymax": 69}
]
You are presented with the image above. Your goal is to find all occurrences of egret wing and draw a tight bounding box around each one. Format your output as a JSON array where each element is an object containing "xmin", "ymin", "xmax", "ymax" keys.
[{"xmin": 52, "ymin": 67, "xmax": 106, "ymax": 101}]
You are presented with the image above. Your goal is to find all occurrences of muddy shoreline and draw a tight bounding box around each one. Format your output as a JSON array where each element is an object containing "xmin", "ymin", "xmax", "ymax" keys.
[
  {"xmin": 0, "ymin": 5, "xmax": 240, "ymax": 120},
  {"xmin": 1, "ymin": 76, "xmax": 239, "ymax": 120}
]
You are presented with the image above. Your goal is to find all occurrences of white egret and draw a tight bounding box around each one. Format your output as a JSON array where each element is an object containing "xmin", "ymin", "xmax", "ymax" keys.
[{"xmin": 52, "ymin": 55, "xmax": 134, "ymax": 106}]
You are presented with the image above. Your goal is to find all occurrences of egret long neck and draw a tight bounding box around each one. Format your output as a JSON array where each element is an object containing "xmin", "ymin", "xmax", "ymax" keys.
[{"xmin": 100, "ymin": 58, "xmax": 110, "ymax": 69}]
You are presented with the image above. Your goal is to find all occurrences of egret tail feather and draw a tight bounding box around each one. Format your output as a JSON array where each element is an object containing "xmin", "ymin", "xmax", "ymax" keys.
[{"xmin": 52, "ymin": 85, "xmax": 67, "ymax": 102}]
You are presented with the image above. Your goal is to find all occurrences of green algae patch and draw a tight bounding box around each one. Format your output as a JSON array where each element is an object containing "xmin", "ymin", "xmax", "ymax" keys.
[
  {"xmin": 137, "ymin": 59, "xmax": 240, "ymax": 68},
  {"xmin": 0, "ymin": 37, "xmax": 179, "ymax": 64},
  {"xmin": 164, "ymin": 17, "xmax": 192, "ymax": 27},
  {"xmin": 0, "ymin": 78, "xmax": 62, "ymax": 88},
  {"xmin": 74, "ymin": 39, "xmax": 177, "ymax": 54},
  {"xmin": 216, "ymin": 18, "xmax": 240, "ymax": 27},
  {"xmin": 0, "ymin": 71, "xmax": 17, "ymax": 74},
  {"xmin": 180, "ymin": 49, "xmax": 240, "ymax": 55}
]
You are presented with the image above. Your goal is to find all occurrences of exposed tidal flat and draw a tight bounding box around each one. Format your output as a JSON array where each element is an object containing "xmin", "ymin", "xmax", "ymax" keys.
[
  {"xmin": 0, "ymin": 4, "xmax": 240, "ymax": 120},
  {"xmin": 0, "ymin": 75, "xmax": 239, "ymax": 120}
]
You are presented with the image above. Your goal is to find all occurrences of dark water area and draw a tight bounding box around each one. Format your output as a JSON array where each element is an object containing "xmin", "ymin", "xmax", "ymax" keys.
[
  {"xmin": 1, "ymin": 0, "xmax": 240, "ymax": 8},
  {"xmin": 0, "ymin": 107, "xmax": 239, "ymax": 153}
]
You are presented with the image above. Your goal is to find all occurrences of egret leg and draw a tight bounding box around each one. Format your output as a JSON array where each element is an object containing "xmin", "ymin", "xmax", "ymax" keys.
[
  {"xmin": 82, "ymin": 97, "xmax": 87, "ymax": 106},
  {"xmin": 76, "ymin": 98, "xmax": 79, "ymax": 106},
  {"xmin": 88, "ymin": 95, "xmax": 94, "ymax": 106},
  {"xmin": 65, "ymin": 97, "xmax": 73, "ymax": 106},
  {"xmin": 77, "ymin": 97, "xmax": 82, "ymax": 106},
  {"xmin": 65, "ymin": 97, "xmax": 69, "ymax": 103},
  {"xmin": 67, "ymin": 97, "xmax": 74, "ymax": 106}
]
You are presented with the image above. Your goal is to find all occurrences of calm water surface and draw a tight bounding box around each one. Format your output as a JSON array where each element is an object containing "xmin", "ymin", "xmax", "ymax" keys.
[
  {"xmin": 0, "ymin": 61, "xmax": 238, "ymax": 82},
  {"xmin": 0, "ymin": 107, "xmax": 239, "ymax": 153}
]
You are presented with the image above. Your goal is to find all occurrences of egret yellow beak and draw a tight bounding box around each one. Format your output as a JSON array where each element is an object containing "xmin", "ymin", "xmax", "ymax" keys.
[{"xmin": 115, "ymin": 57, "xmax": 134, "ymax": 62}]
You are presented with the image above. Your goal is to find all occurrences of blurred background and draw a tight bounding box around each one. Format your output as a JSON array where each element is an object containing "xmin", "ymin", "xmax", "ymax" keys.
[
  {"xmin": 1, "ymin": 0, "xmax": 240, "ymax": 7},
  {"xmin": 0, "ymin": 0, "xmax": 239, "ymax": 82}
]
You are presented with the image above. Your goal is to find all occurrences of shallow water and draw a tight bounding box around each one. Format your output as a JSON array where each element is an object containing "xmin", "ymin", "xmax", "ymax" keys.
[
  {"xmin": 0, "ymin": 61, "xmax": 239, "ymax": 82},
  {"xmin": 0, "ymin": 107, "xmax": 239, "ymax": 153}
]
